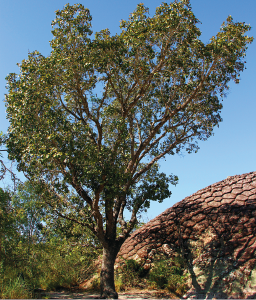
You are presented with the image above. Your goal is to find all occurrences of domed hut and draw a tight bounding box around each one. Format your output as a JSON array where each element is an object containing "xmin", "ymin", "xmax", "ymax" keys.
[{"xmin": 116, "ymin": 171, "xmax": 256, "ymax": 298}]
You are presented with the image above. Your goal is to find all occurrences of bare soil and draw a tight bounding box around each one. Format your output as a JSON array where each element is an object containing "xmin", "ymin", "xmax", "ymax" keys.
[{"xmin": 40, "ymin": 288, "xmax": 179, "ymax": 299}]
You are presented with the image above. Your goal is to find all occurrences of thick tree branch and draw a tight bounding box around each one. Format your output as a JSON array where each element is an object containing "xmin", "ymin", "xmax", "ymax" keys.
[
  {"xmin": 57, "ymin": 92, "xmax": 98, "ymax": 146},
  {"xmin": 76, "ymin": 82, "xmax": 103, "ymax": 151}
]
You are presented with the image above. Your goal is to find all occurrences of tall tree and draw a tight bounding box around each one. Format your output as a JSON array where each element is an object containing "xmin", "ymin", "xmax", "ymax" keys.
[{"xmin": 5, "ymin": 1, "xmax": 253, "ymax": 298}]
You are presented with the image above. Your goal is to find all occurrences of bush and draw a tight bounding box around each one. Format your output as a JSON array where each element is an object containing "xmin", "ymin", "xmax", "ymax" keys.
[
  {"xmin": 149, "ymin": 254, "xmax": 189, "ymax": 296},
  {"xmin": 115, "ymin": 259, "xmax": 146, "ymax": 291},
  {"xmin": 0, "ymin": 276, "xmax": 32, "ymax": 299},
  {"xmin": 115, "ymin": 254, "xmax": 189, "ymax": 295},
  {"xmin": 124, "ymin": 259, "xmax": 147, "ymax": 277},
  {"xmin": 0, "ymin": 183, "xmax": 102, "ymax": 298},
  {"xmin": 0, "ymin": 238, "xmax": 101, "ymax": 298},
  {"xmin": 166, "ymin": 273, "xmax": 189, "ymax": 296}
]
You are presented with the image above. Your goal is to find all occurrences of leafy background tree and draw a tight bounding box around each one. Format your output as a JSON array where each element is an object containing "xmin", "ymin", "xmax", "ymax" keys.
[
  {"xmin": 0, "ymin": 181, "xmax": 102, "ymax": 299},
  {"xmin": 4, "ymin": 1, "xmax": 253, "ymax": 298},
  {"xmin": 0, "ymin": 136, "xmax": 101, "ymax": 298}
]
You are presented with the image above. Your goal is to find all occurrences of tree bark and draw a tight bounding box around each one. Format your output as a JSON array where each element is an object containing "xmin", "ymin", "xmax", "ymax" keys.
[{"xmin": 100, "ymin": 245, "xmax": 119, "ymax": 299}]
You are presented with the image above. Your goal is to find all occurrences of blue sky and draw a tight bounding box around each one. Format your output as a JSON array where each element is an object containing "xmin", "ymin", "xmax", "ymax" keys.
[{"xmin": 0, "ymin": 0, "xmax": 255, "ymax": 222}]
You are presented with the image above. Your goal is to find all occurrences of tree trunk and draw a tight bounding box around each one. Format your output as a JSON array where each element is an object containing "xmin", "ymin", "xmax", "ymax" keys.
[{"xmin": 100, "ymin": 246, "xmax": 119, "ymax": 299}]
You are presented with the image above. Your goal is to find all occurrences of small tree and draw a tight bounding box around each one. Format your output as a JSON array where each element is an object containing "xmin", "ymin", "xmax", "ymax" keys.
[
  {"xmin": 5, "ymin": 1, "xmax": 252, "ymax": 298},
  {"xmin": 0, "ymin": 188, "xmax": 16, "ymax": 263}
]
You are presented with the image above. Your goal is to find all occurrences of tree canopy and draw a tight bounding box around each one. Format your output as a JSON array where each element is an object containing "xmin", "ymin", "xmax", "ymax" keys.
[{"xmin": 5, "ymin": 1, "xmax": 253, "ymax": 297}]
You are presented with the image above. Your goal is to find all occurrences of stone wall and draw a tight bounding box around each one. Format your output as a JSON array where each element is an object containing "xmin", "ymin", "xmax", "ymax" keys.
[{"xmin": 116, "ymin": 171, "xmax": 256, "ymax": 298}]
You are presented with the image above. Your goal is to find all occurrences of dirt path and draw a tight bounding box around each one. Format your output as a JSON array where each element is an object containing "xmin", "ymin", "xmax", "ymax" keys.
[{"xmin": 41, "ymin": 288, "xmax": 179, "ymax": 299}]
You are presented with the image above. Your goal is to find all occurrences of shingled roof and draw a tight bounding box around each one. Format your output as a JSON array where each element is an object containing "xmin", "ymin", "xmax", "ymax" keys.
[{"xmin": 116, "ymin": 171, "xmax": 256, "ymax": 298}]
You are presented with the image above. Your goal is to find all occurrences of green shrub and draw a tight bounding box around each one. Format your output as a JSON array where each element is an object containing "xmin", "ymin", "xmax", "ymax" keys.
[
  {"xmin": 115, "ymin": 254, "xmax": 189, "ymax": 295},
  {"xmin": 115, "ymin": 259, "xmax": 146, "ymax": 291},
  {"xmin": 149, "ymin": 259, "xmax": 169, "ymax": 288},
  {"xmin": 19, "ymin": 238, "xmax": 100, "ymax": 291},
  {"xmin": 149, "ymin": 254, "xmax": 189, "ymax": 296},
  {"xmin": 0, "ymin": 238, "xmax": 101, "ymax": 298},
  {"xmin": 166, "ymin": 273, "xmax": 189, "ymax": 296},
  {"xmin": 124, "ymin": 259, "xmax": 147, "ymax": 277}
]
